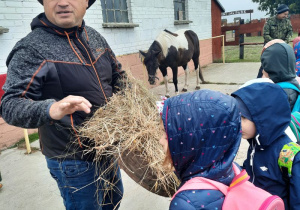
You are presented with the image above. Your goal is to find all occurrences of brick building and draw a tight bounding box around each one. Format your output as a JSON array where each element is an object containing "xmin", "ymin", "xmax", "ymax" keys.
[{"xmin": 211, "ymin": 0, "xmax": 225, "ymax": 60}]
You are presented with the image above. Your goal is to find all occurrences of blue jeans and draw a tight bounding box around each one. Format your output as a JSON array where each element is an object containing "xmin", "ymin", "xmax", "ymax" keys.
[{"xmin": 46, "ymin": 157, "xmax": 123, "ymax": 210}]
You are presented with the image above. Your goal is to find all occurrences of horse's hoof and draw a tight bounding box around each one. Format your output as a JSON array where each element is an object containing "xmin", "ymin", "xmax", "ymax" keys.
[
  {"xmin": 195, "ymin": 86, "xmax": 201, "ymax": 90},
  {"xmin": 182, "ymin": 88, "xmax": 188, "ymax": 92},
  {"xmin": 175, "ymin": 92, "xmax": 180, "ymax": 95},
  {"xmin": 201, "ymin": 81, "xmax": 207, "ymax": 84},
  {"xmin": 165, "ymin": 94, "xmax": 170, "ymax": 98}
]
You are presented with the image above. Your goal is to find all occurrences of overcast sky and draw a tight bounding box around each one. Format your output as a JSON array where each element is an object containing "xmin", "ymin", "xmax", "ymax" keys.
[{"xmin": 218, "ymin": 0, "xmax": 269, "ymax": 22}]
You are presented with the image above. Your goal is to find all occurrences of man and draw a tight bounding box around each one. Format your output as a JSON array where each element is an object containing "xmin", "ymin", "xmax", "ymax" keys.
[
  {"xmin": 257, "ymin": 4, "xmax": 293, "ymax": 78},
  {"xmin": 0, "ymin": 0, "xmax": 124, "ymax": 209},
  {"xmin": 263, "ymin": 4, "xmax": 293, "ymax": 44}
]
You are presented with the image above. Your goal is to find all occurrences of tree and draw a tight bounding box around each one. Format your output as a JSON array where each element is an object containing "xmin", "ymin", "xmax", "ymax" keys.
[{"xmin": 252, "ymin": 0, "xmax": 300, "ymax": 16}]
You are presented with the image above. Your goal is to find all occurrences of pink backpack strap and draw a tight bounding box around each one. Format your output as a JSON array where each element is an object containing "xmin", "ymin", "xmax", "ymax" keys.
[
  {"xmin": 232, "ymin": 163, "xmax": 241, "ymax": 175},
  {"xmin": 172, "ymin": 163, "xmax": 242, "ymax": 200},
  {"xmin": 228, "ymin": 169, "xmax": 250, "ymax": 189}
]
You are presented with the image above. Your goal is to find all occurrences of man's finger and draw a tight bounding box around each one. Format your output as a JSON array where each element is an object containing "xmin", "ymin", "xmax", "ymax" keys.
[
  {"xmin": 59, "ymin": 102, "xmax": 71, "ymax": 110},
  {"xmin": 75, "ymin": 102, "xmax": 91, "ymax": 114}
]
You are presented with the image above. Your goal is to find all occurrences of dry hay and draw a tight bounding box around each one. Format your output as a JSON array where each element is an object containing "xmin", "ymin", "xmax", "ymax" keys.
[{"xmin": 78, "ymin": 74, "xmax": 180, "ymax": 197}]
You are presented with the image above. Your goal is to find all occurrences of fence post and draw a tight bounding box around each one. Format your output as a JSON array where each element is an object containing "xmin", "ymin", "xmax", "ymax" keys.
[
  {"xmin": 24, "ymin": 129, "xmax": 31, "ymax": 154},
  {"xmin": 239, "ymin": 19, "xmax": 245, "ymax": 59}
]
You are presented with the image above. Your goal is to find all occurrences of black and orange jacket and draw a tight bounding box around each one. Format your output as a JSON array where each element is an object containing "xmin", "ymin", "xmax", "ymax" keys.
[{"xmin": 0, "ymin": 13, "xmax": 124, "ymax": 161}]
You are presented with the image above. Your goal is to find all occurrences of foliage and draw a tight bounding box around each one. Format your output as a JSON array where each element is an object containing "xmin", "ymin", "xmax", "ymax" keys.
[{"xmin": 252, "ymin": 0, "xmax": 300, "ymax": 16}]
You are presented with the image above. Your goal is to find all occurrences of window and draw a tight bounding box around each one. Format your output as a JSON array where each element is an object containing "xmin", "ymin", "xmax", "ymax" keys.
[
  {"xmin": 101, "ymin": 0, "xmax": 129, "ymax": 23},
  {"xmin": 174, "ymin": 0, "xmax": 186, "ymax": 21}
]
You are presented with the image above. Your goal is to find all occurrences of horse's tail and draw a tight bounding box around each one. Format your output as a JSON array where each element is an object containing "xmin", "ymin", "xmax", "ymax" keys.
[
  {"xmin": 186, "ymin": 30, "xmax": 205, "ymax": 83},
  {"xmin": 186, "ymin": 30, "xmax": 200, "ymax": 64}
]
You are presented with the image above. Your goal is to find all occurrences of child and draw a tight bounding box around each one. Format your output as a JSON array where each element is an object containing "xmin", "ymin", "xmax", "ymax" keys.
[
  {"xmin": 294, "ymin": 39, "xmax": 300, "ymax": 77},
  {"xmin": 292, "ymin": 29, "xmax": 300, "ymax": 49},
  {"xmin": 158, "ymin": 89, "xmax": 242, "ymax": 209},
  {"xmin": 232, "ymin": 80, "xmax": 300, "ymax": 209},
  {"xmin": 261, "ymin": 39, "xmax": 300, "ymax": 110}
]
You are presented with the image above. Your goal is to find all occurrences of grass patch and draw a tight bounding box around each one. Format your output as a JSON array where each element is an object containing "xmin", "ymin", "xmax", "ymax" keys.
[
  {"xmin": 225, "ymin": 45, "xmax": 262, "ymax": 62},
  {"xmin": 223, "ymin": 33, "xmax": 298, "ymax": 63},
  {"xmin": 8, "ymin": 132, "xmax": 39, "ymax": 150}
]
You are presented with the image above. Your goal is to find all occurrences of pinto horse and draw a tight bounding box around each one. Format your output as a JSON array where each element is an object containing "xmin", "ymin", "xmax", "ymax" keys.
[{"xmin": 139, "ymin": 29, "xmax": 205, "ymax": 97}]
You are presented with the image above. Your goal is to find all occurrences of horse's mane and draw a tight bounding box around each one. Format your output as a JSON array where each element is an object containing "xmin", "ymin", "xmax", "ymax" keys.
[{"xmin": 163, "ymin": 29, "xmax": 178, "ymax": 37}]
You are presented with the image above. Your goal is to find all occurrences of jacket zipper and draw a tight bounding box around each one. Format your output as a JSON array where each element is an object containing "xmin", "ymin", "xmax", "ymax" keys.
[
  {"xmin": 250, "ymin": 140, "xmax": 256, "ymax": 183},
  {"xmin": 75, "ymin": 31, "xmax": 108, "ymax": 103}
]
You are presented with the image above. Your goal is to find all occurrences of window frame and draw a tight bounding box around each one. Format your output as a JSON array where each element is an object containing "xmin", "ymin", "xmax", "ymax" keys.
[
  {"xmin": 173, "ymin": 0, "xmax": 193, "ymax": 25},
  {"xmin": 100, "ymin": 0, "xmax": 139, "ymax": 28}
]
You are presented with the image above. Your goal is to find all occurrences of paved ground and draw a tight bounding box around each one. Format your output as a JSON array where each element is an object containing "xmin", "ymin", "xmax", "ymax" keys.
[{"xmin": 0, "ymin": 62, "xmax": 260, "ymax": 210}]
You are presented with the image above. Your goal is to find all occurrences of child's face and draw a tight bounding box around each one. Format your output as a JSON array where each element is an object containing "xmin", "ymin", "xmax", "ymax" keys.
[
  {"xmin": 159, "ymin": 120, "xmax": 168, "ymax": 153},
  {"xmin": 262, "ymin": 70, "xmax": 270, "ymax": 78},
  {"xmin": 241, "ymin": 116, "xmax": 256, "ymax": 139}
]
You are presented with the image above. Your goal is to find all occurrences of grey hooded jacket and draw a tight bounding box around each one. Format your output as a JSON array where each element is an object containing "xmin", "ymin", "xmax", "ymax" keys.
[{"xmin": 261, "ymin": 42, "xmax": 300, "ymax": 110}]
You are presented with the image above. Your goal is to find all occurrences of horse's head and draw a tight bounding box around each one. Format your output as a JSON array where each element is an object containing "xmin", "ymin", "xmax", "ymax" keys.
[{"xmin": 139, "ymin": 50, "xmax": 160, "ymax": 85}]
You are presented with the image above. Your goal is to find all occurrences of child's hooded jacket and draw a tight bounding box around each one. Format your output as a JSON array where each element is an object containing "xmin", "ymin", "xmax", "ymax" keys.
[
  {"xmin": 294, "ymin": 41, "xmax": 300, "ymax": 76},
  {"xmin": 261, "ymin": 42, "xmax": 300, "ymax": 110},
  {"xmin": 232, "ymin": 82, "xmax": 300, "ymax": 209},
  {"xmin": 161, "ymin": 90, "xmax": 241, "ymax": 210}
]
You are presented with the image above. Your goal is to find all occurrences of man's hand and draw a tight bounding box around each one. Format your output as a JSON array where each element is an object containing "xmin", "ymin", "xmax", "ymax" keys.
[{"xmin": 49, "ymin": 95, "xmax": 92, "ymax": 120}]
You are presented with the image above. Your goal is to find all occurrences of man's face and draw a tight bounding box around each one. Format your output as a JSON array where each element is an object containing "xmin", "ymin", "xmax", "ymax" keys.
[
  {"xmin": 43, "ymin": 0, "xmax": 89, "ymax": 28},
  {"xmin": 277, "ymin": 11, "xmax": 289, "ymax": 20}
]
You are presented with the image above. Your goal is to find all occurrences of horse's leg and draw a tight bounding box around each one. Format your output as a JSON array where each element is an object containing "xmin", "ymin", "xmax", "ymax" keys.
[
  {"xmin": 193, "ymin": 56, "xmax": 203, "ymax": 90},
  {"xmin": 160, "ymin": 67, "xmax": 170, "ymax": 98},
  {"xmin": 194, "ymin": 65, "xmax": 201, "ymax": 90},
  {"xmin": 171, "ymin": 66, "xmax": 179, "ymax": 95},
  {"xmin": 182, "ymin": 64, "xmax": 189, "ymax": 92}
]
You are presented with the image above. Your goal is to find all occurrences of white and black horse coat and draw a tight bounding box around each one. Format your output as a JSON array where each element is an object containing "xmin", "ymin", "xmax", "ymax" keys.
[{"xmin": 140, "ymin": 29, "xmax": 205, "ymax": 97}]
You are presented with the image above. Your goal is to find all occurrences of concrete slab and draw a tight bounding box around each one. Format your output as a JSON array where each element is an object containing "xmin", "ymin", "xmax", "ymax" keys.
[
  {"xmin": 0, "ymin": 144, "xmax": 171, "ymax": 210},
  {"xmin": 0, "ymin": 62, "xmax": 259, "ymax": 210},
  {"xmin": 202, "ymin": 63, "xmax": 260, "ymax": 84},
  {"xmin": 149, "ymin": 62, "xmax": 260, "ymax": 98}
]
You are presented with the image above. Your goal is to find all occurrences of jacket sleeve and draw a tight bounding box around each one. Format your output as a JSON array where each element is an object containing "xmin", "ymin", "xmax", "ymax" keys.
[
  {"xmin": 289, "ymin": 152, "xmax": 300, "ymax": 209},
  {"xmin": 104, "ymin": 41, "xmax": 127, "ymax": 93},
  {"xmin": 283, "ymin": 88, "xmax": 298, "ymax": 111},
  {"xmin": 263, "ymin": 20, "xmax": 273, "ymax": 43},
  {"xmin": 0, "ymin": 46, "xmax": 55, "ymax": 128},
  {"xmin": 284, "ymin": 20, "xmax": 293, "ymax": 44},
  {"xmin": 109, "ymin": 49, "xmax": 126, "ymax": 93}
]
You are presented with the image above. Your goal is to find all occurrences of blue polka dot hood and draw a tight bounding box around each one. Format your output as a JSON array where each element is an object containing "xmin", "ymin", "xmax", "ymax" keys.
[{"xmin": 161, "ymin": 90, "xmax": 242, "ymax": 183}]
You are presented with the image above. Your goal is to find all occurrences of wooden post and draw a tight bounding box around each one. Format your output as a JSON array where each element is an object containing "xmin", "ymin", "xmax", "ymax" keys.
[
  {"xmin": 222, "ymin": 35, "xmax": 225, "ymax": 64},
  {"xmin": 24, "ymin": 129, "xmax": 31, "ymax": 154},
  {"xmin": 239, "ymin": 19, "xmax": 245, "ymax": 59}
]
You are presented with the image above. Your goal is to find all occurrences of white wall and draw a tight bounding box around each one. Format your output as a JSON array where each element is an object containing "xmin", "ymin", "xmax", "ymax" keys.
[
  {"xmin": 0, "ymin": 0, "xmax": 212, "ymax": 74},
  {"xmin": 0, "ymin": 0, "xmax": 44, "ymax": 74}
]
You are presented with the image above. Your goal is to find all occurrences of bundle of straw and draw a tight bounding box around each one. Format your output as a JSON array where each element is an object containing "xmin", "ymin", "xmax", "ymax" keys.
[{"xmin": 79, "ymin": 74, "xmax": 179, "ymax": 197}]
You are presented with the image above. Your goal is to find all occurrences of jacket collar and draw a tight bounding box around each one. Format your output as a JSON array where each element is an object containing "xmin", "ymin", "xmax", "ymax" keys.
[{"xmin": 31, "ymin": 13, "xmax": 85, "ymax": 38}]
